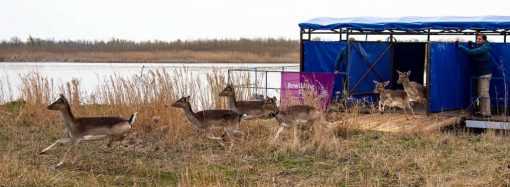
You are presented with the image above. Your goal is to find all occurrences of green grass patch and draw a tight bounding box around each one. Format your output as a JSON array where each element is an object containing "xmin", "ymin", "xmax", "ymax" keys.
[{"xmin": 1, "ymin": 100, "xmax": 25, "ymax": 112}]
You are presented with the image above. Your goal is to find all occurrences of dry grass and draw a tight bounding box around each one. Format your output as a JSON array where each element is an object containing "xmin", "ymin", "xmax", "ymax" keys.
[{"xmin": 1, "ymin": 70, "xmax": 510, "ymax": 186}]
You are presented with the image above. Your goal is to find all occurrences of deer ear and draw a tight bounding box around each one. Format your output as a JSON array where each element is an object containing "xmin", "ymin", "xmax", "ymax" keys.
[
  {"xmin": 383, "ymin": 81, "xmax": 390, "ymax": 86},
  {"xmin": 273, "ymin": 96, "xmax": 277, "ymax": 101},
  {"xmin": 60, "ymin": 94, "xmax": 69, "ymax": 103},
  {"xmin": 407, "ymin": 71, "xmax": 411, "ymax": 76},
  {"xmin": 397, "ymin": 70, "xmax": 402, "ymax": 74},
  {"xmin": 373, "ymin": 80, "xmax": 379, "ymax": 84}
]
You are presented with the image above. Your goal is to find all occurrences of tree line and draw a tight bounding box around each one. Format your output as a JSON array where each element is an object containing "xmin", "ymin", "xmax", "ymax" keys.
[{"xmin": 1, "ymin": 37, "xmax": 299, "ymax": 56}]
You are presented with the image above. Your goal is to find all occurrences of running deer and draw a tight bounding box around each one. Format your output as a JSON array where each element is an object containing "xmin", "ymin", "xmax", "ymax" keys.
[
  {"xmin": 397, "ymin": 70, "xmax": 427, "ymax": 103},
  {"xmin": 171, "ymin": 96, "xmax": 245, "ymax": 148},
  {"xmin": 219, "ymin": 84, "xmax": 276, "ymax": 120},
  {"xmin": 261, "ymin": 97, "xmax": 322, "ymax": 141},
  {"xmin": 373, "ymin": 80, "xmax": 416, "ymax": 120},
  {"xmin": 40, "ymin": 94, "xmax": 137, "ymax": 168}
]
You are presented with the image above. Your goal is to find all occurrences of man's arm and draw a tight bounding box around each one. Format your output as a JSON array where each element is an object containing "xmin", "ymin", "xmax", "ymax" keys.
[
  {"xmin": 459, "ymin": 42, "xmax": 490, "ymax": 55},
  {"xmin": 334, "ymin": 47, "xmax": 346, "ymax": 74}
]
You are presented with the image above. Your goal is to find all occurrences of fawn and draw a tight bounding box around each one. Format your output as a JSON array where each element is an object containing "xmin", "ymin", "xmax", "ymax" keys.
[
  {"xmin": 373, "ymin": 80, "xmax": 416, "ymax": 120},
  {"xmin": 397, "ymin": 70, "xmax": 427, "ymax": 103}
]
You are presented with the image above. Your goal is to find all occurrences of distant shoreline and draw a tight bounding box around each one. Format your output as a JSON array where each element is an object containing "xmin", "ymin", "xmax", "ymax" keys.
[{"xmin": 0, "ymin": 60, "xmax": 298, "ymax": 64}]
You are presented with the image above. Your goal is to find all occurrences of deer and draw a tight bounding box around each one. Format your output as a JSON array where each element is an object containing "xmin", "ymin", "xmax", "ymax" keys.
[
  {"xmin": 219, "ymin": 84, "xmax": 276, "ymax": 120},
  {"xmin": 396, "ymin": 70, "xmax": 427, "ymax": 103},
  {"xmin": 40, "ymin": 94, "xmax": 137, "ymax": 168},
  {"xmin": 171, "ymin": 96, "xmax": 245, "ymax": 148},
  {"xmin": 373, "ymin": 80, "xmax": 416, "ymax": 120},
  {"xmin": 261, "ymin": 97, "xmax": 322, "ymax": 141}
]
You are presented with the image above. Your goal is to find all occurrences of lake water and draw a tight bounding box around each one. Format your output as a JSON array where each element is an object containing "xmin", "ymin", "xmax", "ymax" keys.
[{"xmin": 0, "ymin": 62, "xmax": 299, "ymax": 105}]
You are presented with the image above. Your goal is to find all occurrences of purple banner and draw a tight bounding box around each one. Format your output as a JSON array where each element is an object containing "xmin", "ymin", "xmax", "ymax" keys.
[{"xmin": 280, "ymin": 72, "xmax": 336, "ymax": 110}]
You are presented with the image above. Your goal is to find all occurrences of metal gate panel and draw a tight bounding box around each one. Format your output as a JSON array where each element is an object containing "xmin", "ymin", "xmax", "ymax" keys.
[
  {"xmin": 488, "ymin": 43, "xmax": 510, "ymax": 109},
  {"xmin": 303, "ymin": 41, "xmax": 348, "ymax": 98},
  {"xmin": 429, "ymin": 43, "xmax": 470, "ymax": 112},
  {"xmin": 347, "ymin": 42, "xmax": 392, "ymax": 95}
]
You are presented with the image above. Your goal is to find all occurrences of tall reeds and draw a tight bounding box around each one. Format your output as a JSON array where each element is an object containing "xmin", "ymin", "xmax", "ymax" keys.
[{"xmin": 5, "ymin": 66, "xmax": 510, "ymax": 186}]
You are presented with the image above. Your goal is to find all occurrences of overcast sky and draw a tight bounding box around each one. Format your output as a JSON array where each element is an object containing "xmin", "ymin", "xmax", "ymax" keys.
[{"xmin": 1, "ymin": 0, "xmax": 509, "ymax": 41}]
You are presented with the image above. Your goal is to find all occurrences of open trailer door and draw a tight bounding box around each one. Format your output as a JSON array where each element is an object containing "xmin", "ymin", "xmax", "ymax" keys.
[{"xmin": 428, "ymin": 42, "xmax": 471, "ymax": 113}]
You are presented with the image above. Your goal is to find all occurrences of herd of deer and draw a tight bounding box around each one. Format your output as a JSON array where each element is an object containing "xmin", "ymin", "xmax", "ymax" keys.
[
  {"xmin": 39, "ymin": 70, "xmax": 425, "ymax": 168},
  {"xmin": 373, "ymin": 70, "xmax": 427, "ymax": 120}
]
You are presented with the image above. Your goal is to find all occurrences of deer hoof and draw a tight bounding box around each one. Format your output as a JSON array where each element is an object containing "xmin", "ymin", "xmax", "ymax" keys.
[{"xmin": 53, "ymin": 163, "xmax": 63, "ymax": 169}]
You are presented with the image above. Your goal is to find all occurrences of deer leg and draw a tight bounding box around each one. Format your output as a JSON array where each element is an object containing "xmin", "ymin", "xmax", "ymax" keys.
[
  {"xmin": 224, "ymin": 129, "xmax": 236, "ymax": 148},
  {"xmin": 407, "ymin": 103, "xmax": 416, "ymax": 119},
  {"xmin": 107, "ymin": 135, "xmax": 126, "ymax": 148},
  {"xmin": 402, "ymin": 106, "xmax": 409, "ymax": 120},
  {"xmin": 232, "ymin": 121, "xmax": 244, "ymax": 135},
  {"xmin": 40, "ymin": 138, "xmax": 73, "ymax": 154},
  {"xmin": 54, "ymin": 139, "xmax": 81, "ymax": 168},
  {"xmin": 273, "ymin": 126, "xmax": 285, "ymax": 142},
  {"xmin": 207, "ymin": 131, "xmax": 225, "ymax": 148}
]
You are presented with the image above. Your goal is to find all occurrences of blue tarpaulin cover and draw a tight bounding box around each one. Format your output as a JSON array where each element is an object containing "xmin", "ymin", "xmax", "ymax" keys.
[
  {"xmin": 303, "ymin": 41, "xmax": 510, "ymax": 112},
  {"xmin": 428, "ymin": 43, "xmax": 510, "ymax": 112},
  {"xmin": 347, "ymin": 42, "xmax": 391, "ymax": 94},
  {"xmin": 303, "ymin": 41, "xmax": 347, "ymax": 97},
  {"xmin": 299, "ymin": 16, "xmax": 510, "ymax": 31},
  {"xmin": 428, "ymin": 43, "xmax": 471, "ymax": 112}
]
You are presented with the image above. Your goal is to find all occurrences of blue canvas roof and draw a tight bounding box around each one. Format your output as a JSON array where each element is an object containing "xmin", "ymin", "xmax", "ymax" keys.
[{"xmin": 299, "ymin": 16, "xmax": 510, "ymax": 31}]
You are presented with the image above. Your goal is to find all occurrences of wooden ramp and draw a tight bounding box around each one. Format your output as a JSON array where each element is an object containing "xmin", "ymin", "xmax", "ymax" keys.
[{"xmin": 336, "ymin": 113, "xmax": 463, "ymax": 133}]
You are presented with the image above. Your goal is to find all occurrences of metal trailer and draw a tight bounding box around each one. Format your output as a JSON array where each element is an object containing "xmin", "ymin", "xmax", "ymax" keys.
[{"xmin": 298, "ymin": 16, "xmax": 510, "ymax": 129}]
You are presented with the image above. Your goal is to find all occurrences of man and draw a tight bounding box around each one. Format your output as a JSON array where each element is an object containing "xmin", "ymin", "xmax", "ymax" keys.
[
  {"xmin": 333, "ymin": 38, "xmax": 355, "ymax": 75},
  {"xmin": 456, "ymin": 34, "xmax": 492, "ymax": 118},
  {"xmin": 333, "ymin": 38, "xmax": 354, "ymax": 99}
]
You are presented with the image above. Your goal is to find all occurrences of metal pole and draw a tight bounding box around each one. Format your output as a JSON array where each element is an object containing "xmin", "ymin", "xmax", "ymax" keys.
[
  {"xmin": 254, "ymin": 68, "xmax": 258, "ymax": 97},
  {"xmin": 427, "ymin": 29, "xmax": 431, "ymax": 42},
  {"xmin": 339, "ymin": 29, "xmax": 343, "ymax": 41},
  {"xmin": 227, "ymin": 69, "xmax": 231, "ymax": 85},
  {"xmin": 346, "ymin": 29, "xmax": 350, "ymax": 41},
  {"xmin": 389, "ymin": 30, "xmax": 394, "ymax": 42},
  {"xmin": 265, "ymin": 71, "xmax": 268, "ymax": 98},
  {"xmin": 505, "ymin": 31, "xmax": 507, "ymax": 43},
  {"xmin": 300, "ymin": 28, "xmax": 305, "ymax": 72}
]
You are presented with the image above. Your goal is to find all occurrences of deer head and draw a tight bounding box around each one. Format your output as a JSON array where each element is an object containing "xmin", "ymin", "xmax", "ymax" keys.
[
  {"xmin": 373, "ymin": 80, "xmax": 390, "ymax": 94},
  {"xmin": 396, "ymin": 70, "xmax": 411, "ymax": 84},
  {"xmin": 47, "ymin": 94, "xmax": 70, "ymax": 110},
  {"xmin": 219, "ymin": 84, "xmax": 235, "ymax": 97},
  {"xmin": 171, "ymin": 96, "xmax": 191, "ymax": 108}
]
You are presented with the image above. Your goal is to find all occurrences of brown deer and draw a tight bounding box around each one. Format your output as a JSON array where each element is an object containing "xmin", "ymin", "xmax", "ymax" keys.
[
  {"xmin": 261, "ymin": 97, "xmax": 322, "ymax": 141},
  {"xmin": 373, "ymin": 80, "xmax": 416, "ymax": 120},
  {"xmin": 171, "ymin": 96, "xmax": 245, "ymax": 148},
  {"xmin": 396, "ymin": 70, "xmax": 427, "ymax": 103},
  {"xmin": 219, "ymin": 84, "xmax": 276, "ymax": 120},
  {"xmin": 40, "ymin": 94, "xmax": 137, "ymax": 168}
]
